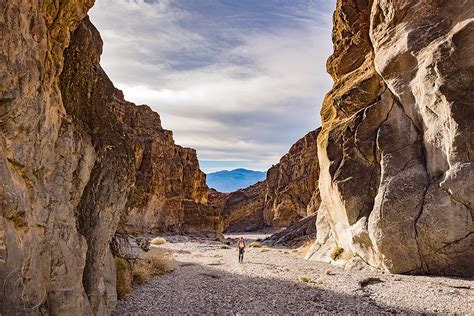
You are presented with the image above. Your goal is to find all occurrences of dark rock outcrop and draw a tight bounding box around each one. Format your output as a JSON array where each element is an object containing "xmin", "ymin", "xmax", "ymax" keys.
[{"xmin": 263, "ymin": 213, "xmax": 317, "ymax": 247}]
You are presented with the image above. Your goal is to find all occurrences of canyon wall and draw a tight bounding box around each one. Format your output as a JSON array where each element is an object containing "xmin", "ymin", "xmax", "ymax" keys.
[
  {"xmin": 216, "ymin": 129, "xmax": 320, "ymax": 232},
  {"xmin": 264, "ymin": 129, "xmax": 321, "ymax": 227},
  {"xmin": 61, "ymin": 19, "xmax": 221, "ymax": 237},
  {"xmin": 61, "ymin": 20, "xmax": 221, "ymax": 237},
  {"xmin": 1, "ymin": 2, "xmax": 219, "ymax": 314},
  {"xmin": 309, "ymin": 0, "xmax": 473, "ymax": 276}
]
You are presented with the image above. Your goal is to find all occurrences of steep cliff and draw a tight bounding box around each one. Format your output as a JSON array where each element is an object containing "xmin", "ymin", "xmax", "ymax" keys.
[
  {"xmin": 1, "ymin": 1, "xmax": 99, "ymax": 314},
  {"xmin": 215, "ymin": 129, "xmax": 320, "ymax": 232},
  {"xmin": 264, "ymin": 129, "xmax": 321, "ymax": 228},
  {"xmin": 219, "ymin": 181, "xmax": 267, "ymax": 232},
  {"xmin": 1, "ymin": 2, "xmax": 219, "ymax": 314},
  {"xmin": 309, "ymin": 0, "xmax": 473, "ymax": 276}
]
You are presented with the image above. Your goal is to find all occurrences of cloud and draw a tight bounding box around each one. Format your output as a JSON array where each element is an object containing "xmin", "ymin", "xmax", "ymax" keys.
[{"xmin": 89, "ymin": 0, "xmax": 335, "ymax": 173}]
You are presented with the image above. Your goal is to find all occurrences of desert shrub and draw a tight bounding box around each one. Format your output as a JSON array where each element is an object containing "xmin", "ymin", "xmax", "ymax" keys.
[
  {"xmin": 150, "ymin": 237, "xmax": 166, "ymax": 246},
  {"xmin": 220, "ymin": 244, "xmax": 231, "ymax": 249},
  {"xmin": 132, "ymin": 250, "xmax": 174, "ymax": 284},
  {"xmin": 298, "ymin": 275, "xmax": 323, "ymax": 287},
  {"xmin": 261, "ymin": 248, "xmax": 270, "ymax": 253},
  {"xmin": 115, "ymin": 257, "xmax": 132, "ymax": 299},
  {"xmin": 330, "ymin": 247, "xmax": 344, "ymax": 260},
  {"xmin": 248, "ymin": 242, "xmax": 262, "ymax": 248},
  {"xmin": 325, "ymin": 269, "xmax": 335, "ymax": 275}
]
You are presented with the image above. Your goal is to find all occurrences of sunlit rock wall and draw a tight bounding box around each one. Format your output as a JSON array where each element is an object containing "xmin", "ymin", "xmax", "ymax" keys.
[
  {"xmin": 215, "ymin": 129, "xmax": 320, "ymax": 232},
  {"xmin": 309, "ymin": 0, "xmax": 473, "ymax": 276},
  {"xmin": 1, "ymin": 2, "xmax": 221, "ymax": 314}
]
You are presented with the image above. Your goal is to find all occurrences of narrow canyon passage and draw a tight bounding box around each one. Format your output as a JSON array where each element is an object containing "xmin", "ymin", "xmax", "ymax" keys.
[{"xmin": 115, "ymin": 234, "xmax": 473, "ymax": 314}]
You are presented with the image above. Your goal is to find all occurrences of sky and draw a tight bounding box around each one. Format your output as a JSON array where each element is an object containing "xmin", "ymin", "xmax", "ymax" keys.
[{"xmin": 89, "ymin": 0, "xmax": 335, "ymax": 173}]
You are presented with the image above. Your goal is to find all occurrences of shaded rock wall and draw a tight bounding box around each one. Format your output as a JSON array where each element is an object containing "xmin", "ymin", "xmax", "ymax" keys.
[
  {"xmin": 219, "ymin": 181, "xmax": 267, "ymax": 232},
  {"xmin": 215, "ymin": 129, "xmax": 320, "ymax": 232},
  {"xmin": 1, "ymin": 1, "xmax": 98, "ymax": 314},
  {"xmin": 310, "ymin": 0, "xmax": 473, "ymax": 276}
]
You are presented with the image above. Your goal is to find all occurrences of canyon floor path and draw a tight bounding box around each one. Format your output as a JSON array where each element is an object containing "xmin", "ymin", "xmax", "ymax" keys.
[{"xmin": 116, "ymin": 234, "xmax": 473, "ymax": 314}]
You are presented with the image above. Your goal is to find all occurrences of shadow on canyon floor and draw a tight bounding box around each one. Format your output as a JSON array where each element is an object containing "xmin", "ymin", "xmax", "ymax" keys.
[{"xmin": 115, "ymin": 259, "xmax": 415, "ymax": 314}]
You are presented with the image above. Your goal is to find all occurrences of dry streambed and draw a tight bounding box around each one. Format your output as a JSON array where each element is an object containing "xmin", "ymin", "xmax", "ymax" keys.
[{"xmin": 115, "ymin": 234, "xmax": 473, "ymax": 314}]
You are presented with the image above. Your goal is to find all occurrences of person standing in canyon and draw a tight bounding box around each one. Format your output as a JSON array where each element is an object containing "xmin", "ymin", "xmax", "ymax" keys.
[{"xmin": 238, "ymin": 237, "xmax": 246, "ymax": 263}]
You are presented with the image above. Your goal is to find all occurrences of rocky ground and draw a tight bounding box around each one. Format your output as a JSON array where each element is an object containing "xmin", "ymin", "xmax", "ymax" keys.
[{"xmin": 115, "ymin": 233, "xmax": 473, "ymax": 315}]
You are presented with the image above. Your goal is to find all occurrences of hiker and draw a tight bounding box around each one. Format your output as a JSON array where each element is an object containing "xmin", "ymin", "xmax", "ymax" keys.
[{"xmin": 238, "ymin": 237, "xmax": 245, "ymax": 263}]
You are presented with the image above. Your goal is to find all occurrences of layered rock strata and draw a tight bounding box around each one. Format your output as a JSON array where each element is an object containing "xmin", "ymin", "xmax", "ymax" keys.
[
  {"xmin": 215, "ymin": 129, "xmax": 321, "ymax": 232},
  {"xmin": 309, "ymin": 0, "xmax": 473, "ymax": 276},
  {"xmin": 264, "ymin": 129, "xmax": 321, "ymax": 227},
  {"xmin": 263, "ymin": 213, "xmax": 317, "ymax": 247},
  {"xmin": 61, "ymin": 18, "xmax": 221, "ymax": 237}
]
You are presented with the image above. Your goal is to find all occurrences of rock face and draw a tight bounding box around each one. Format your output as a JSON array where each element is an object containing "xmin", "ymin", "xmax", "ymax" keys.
[
  {"xmin": 1, "ymin": 3, "xmax": 219, "ymax": 315},
  {"xmin": 215, "ymin": 129, "xmax": 321, "ymax": 232},
  {"xmin": 264, "ymin": 129, "xmax": 321, "ymax": 228},
  {"xmin": 309, "ymin": 0, "xmax": 474, "ymax": 276},
  {"xmin": 61, "ymin": 19, "xmax": 220, "ymax": 237},
  {"xmin": 1, "ymin": 1, "xmax": 99, "ymax": 314},
  {"xmin": 219, "ymin": 182, "xmax": 267, "ymax": 232},
  {"xmin": 263, "ymin": 213, "xmax": 317, "ymax": 247}
]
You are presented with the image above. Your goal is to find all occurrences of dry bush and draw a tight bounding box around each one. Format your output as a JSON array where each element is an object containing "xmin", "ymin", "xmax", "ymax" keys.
[
  {"xmin": 220, "ymin": 244, "xmax": 231, "ymax": 249},
  {"xmin": 248, "ymin": 242, "xmax": 262, "ymax": 248},
  {"xmin": 298, "ymin": 275, "xmax": 323, "ymax": 287},
  {"xmin": 330, "ymin": 247, "xmax": 344, "ymax": 260},
  {"xmin": 132, "ymin": 250, "xmax": 174, "ymax": 284},
  {"xmin": 150, "ymin": 237, "xmax": 166, "ymax": 246},
  {"xmin": 260, "ymin": 248, "xmax": 270, "ymax": 253},
  {"xmin": 115, "ymin": 257, "xmax": 132, "ymax": 299}
]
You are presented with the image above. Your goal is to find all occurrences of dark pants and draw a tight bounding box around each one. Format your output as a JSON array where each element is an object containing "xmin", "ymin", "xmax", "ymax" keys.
[{"xmin": 239, "ymin": 248, "xmax": 244, "ymax": 263}]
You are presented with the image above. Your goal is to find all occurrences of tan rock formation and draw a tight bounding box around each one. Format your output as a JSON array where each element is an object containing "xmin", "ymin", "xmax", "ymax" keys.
[
  {"xmin": 215, "ymin": 129, "xmax": 320, "ymax": 232},
  {"xmin": 309, "ymin": 0, "xmax": 473, "ymax": 276},
  {"xmin": 219, "ymin": 181, "xmax": 267, "ymax": 232},
  {"xmin": 61, "ymin": 18, "xmax": 220, "ymax": 238},
  {"xmin": 1, "ymin": 1, "xmax": 98, "ymax": 314},
  {"xmin": 1, "ymin": 3, "xmax": 220, "ymax": 315},
  {"xmin": 264, "ymin": 129, "xmax": 321, "ymax": 228}
]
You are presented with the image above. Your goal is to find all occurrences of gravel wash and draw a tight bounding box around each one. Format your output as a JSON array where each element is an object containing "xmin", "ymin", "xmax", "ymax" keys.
[{"xmin": 115, "ymin": 233, "xmax": 473, "ymax": 315}]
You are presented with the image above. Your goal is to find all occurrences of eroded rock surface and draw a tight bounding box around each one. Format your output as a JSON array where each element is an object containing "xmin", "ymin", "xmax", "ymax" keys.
[
  {"xmin": 309, "ymin": 0, "xmax": 473, "ymax": 276},
  {"xmin": 264, "ymin": 129, "xmax": 321, "ymax": 228},
  {"xmin": 263, "ymin": 213, "xmax": 317, "ymax": 247},
  {"xmin": 214, "ymin": 129, "xmax": 321, "ymax": 232},
  {"xmin": 1, "ymin": 3, "xmax": 220, "ymax": 315}
]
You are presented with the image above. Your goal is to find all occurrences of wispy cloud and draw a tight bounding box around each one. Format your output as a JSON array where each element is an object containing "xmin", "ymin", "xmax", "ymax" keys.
[{"xmin": 89, "ymin": 0, "xmax": 335, "ymax": 173}]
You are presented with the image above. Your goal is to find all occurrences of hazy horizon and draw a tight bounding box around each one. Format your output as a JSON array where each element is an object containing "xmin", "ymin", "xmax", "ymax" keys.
[{"xmin": 89, "ymin": 0, "xmax": 335, "ymax": 173}]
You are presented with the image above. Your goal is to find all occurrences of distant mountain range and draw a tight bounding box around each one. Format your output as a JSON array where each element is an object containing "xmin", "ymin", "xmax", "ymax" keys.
[{"xmin": 206, "ymin": 168, "xmax": 267, "ymax": 192}]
